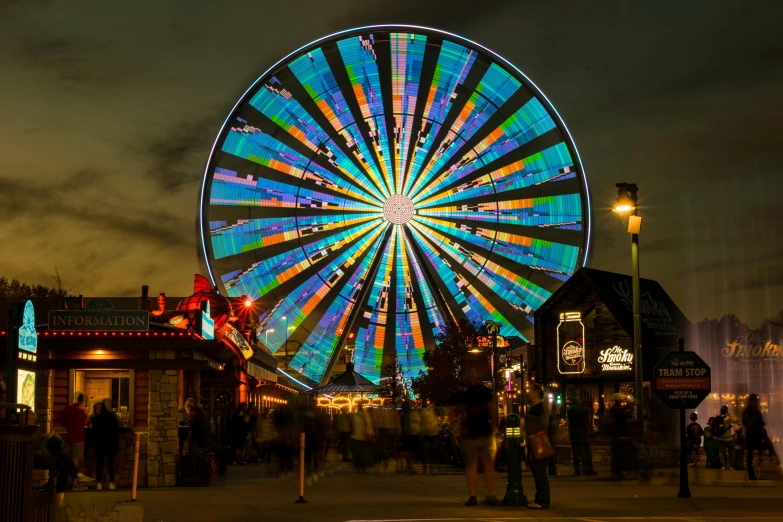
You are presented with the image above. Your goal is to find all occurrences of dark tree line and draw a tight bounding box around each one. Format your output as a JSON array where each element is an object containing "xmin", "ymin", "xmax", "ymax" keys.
[{"xmin": 0, "ymin": 270, "xmax": 72, "ymax": 329}]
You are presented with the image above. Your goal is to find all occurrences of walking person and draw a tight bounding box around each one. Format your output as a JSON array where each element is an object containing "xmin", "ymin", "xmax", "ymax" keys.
[
  {"xmin": 686, "ymin": 412, "xmax": 704, "ymax": 467},
  {"xmin": 567, "ymin": 396, "xmax": 596, "ymax": 476},
  {"xmin": 713, "ymin": 405, "xmax": 738, "ymax": 470},
  {"xmin": 335, "ymin": 407, "xmax": 352, "ymax": 462},
  {"xmin": 92, "ymin": 398, "xmax": 120, "ymax": 490},
  {"xmin": 460, "ymin": 368, "xmax": 500, "ymax": 506},
  {"xmin": 703, "ymin": 417, "xmax": 721, "ymax": 468},
  {"xmin": 606, "ymin": 394, "xmax": 634, "ymax": 480},
  {"xmin": 231, "ymin": 403, "xmax": 249, "ymax": 465},
  {"xmin": 742, "ymin": 393, "xmax": 765, "ymax": 480},
  {"xmin": 524, "ymin": 384, "xmax": 550, "ymax": 509},
  {"xmin": 61, "ymin": 393, "xmax": 88, "ymax": 473}
]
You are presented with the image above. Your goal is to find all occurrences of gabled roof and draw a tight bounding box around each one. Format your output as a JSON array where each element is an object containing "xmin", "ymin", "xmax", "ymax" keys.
[
  {"xmin": 535, "ymin": 267, "xmax": 691, "ymax": 343},
  {"xmin": 308, "ymin": 363, "xmax": 385, "ymax": 394}
]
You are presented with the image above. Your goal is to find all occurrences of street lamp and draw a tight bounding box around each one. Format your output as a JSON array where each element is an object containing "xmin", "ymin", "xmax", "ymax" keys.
[
  {"xmin": 613, "ymin": 182, "xmax": 644, "ymax": 435},
  {"xmin": 484, "ymin": 320, "xmax": 502, "ymax": 428},
  {"xmin": 265, "ymin": 328, "xmax": 275, "ymax": 347}
]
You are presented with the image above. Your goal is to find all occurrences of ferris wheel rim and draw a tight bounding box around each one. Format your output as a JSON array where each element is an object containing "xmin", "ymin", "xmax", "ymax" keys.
[{"xmin": 198, "ymin": 24, "xmax": 591, "ymax": 289}]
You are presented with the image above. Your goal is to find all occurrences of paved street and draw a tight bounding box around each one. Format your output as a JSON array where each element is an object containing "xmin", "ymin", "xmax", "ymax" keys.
[{"xmin": 62, "ymin": 463, "xmax": 783, "ymax": 522}]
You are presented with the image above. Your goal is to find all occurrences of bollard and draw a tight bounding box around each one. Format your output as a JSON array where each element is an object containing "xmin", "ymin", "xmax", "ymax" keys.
[
  {"xmin": 502, "ymin": 413, "xmax": 527, "ymax": 506},
  {"xmin": 295, "ymin": 432, "xmax": 307, "ymax": 503},
  {"xmin": 131, "ymin": 432, "xmax": 141, "ymax": 501}
]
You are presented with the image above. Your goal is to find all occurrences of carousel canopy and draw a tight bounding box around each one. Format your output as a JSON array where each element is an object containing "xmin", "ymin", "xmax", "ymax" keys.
[{"xmin": 307, "ymin": 363, "xmax": 384, "ymax": 395}]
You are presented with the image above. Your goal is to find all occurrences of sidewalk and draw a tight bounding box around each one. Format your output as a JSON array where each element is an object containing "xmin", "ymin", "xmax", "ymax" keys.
[{"xmin": 61, "ymin": 463, "xmax": 783, "ymax": 522}]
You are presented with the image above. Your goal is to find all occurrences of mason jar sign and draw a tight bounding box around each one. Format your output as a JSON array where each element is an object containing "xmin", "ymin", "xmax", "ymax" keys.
[{"xmin": 557, "ymin": 312, "xmax": 586, "ymax": 374}]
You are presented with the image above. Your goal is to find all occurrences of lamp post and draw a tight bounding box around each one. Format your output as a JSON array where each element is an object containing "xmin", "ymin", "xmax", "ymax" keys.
[
  {"xmin": 613, "ymin": 183, "xmax": 644, "ymax": 435},
  {"xmin": 484, "ymin": 320, "xmax": 502, "ymax": 428},
  {"xmin": 265, "ymin": 328, "xmax": 275, "ymax": 348}
]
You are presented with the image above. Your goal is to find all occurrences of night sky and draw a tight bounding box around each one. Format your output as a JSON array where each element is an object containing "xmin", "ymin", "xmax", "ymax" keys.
[{"xmin": 1, "ymin": 1, "xmax": 781, "ymax": 326}]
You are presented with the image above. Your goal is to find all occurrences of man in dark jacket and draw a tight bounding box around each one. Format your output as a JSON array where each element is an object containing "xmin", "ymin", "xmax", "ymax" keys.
[
  {"xmin": 742, "ymin": 393, "xmax": 765, "ymax": 480},
  {"xmin": 567, "ymin": 396, "xmax": 596, "ymax": 476},
  {"xmin": 524, "ymin": 384, "xmax": 550, "ymax": 509}
]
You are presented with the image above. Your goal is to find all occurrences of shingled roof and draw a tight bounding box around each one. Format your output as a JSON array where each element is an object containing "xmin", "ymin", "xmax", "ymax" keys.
[{"xmin": 308, "ymin": 363, "xmax": 385, "ymax": 394}]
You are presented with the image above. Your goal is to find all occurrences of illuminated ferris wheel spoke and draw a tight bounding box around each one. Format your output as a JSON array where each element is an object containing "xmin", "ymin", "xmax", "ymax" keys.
[
  {"xmin": 289, "ymin": 228, "xmax": 387, "ymax": 380},
  {"xmin": 336, "ymin": 36, "xmax": 398, "ymax": 198},
  {"xmin": 258, "ymin": 222, "xmax": 387, "ymax": 354},
  {"xmin": 408, "ymin": 219, "xmax": 551, "ymax": 317},
  {"xmin": 414, "ymin": 141, "xmax": 577, "ymax": 210},
  {"xmin": 410, "ymin": 97, "xmax": 557, "ymax": 204},
  {"xmin": 219, "ymin": 124, "xmax": 382, "ymax": 206},
  {"xmin": 407, "ymin": 224, "xmax": 525, "ymax": 341},
  {"xmin": 406, "ymin": 62, "xmax": 522, "ymax": 200},
  {"xmin": 245, "ymin": 74, "xmax": 387, "ymax": 205},
  {"xmin": 288, "ymin": 47, "xmax": 393, "ymax": 200},
  {"xmin": 202, "ymin": 27, "xmax": 590, "ymax": 384},
  {"xmin": 401, "ymin": 40, "xmax": 477, "ymax": 197},
  {"xmin": 220, "ymin": 219, "xmax": 382, "ymax": 301}
]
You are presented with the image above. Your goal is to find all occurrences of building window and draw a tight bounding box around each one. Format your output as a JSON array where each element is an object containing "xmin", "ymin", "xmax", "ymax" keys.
[{"xmin": 74, "ymin": 369, "xmax": 133, "ymax": 426}]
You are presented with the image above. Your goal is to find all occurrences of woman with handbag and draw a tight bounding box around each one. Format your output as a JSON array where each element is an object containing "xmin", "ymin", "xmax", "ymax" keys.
[{"xmin": 525, "ymin": 384, "xmax": 552, "ymax": 509}]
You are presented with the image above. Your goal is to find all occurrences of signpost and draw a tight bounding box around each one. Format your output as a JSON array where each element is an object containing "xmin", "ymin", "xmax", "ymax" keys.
[{"xmin": 653, "ymin": 338, "xmax": 711, "ymax": 498}]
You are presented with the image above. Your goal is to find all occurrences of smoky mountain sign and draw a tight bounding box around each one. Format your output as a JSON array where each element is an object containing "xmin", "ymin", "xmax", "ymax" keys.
[{"xmin": 653, "ymin": 350, "xmax": 711, "ymax": 410}]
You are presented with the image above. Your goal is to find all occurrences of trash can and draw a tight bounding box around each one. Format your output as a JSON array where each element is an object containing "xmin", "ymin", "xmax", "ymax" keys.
[{"xmin": 0, "ymin": 404, "xmax": 39, "ymax": 522}]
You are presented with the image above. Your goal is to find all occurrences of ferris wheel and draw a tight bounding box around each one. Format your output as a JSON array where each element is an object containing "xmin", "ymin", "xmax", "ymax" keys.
[{"xmin": 200, "ymin": 25, "xmax": 591, "ymax": 385}]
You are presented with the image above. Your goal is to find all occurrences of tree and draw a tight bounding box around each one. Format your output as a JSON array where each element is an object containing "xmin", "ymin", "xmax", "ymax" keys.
[
  {"xmin": 412, "ymin": 319, "xmax": 482, "ymax": 406},
  {"xmin": 0, "ymin": 271, "xmax": 73, "ymax": 329},
  {"xmin": 380, "ymin": 352, "xmax": 405, "ymax": 403}
]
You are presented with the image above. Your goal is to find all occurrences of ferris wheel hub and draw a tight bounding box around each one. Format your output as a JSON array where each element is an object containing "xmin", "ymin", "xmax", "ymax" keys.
[{"xmin": 383, "ymin": 194, "xmax": 415, "ymax": 225}]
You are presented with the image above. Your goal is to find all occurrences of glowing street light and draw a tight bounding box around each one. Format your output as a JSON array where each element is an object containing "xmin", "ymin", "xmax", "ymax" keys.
[
  {"xmin": 265, "ymin": 328, "xmax": 275, "ymax": 347},
  {"xmin": 612, "ymin": 182, "xmax": 644, "ymax": 436}
]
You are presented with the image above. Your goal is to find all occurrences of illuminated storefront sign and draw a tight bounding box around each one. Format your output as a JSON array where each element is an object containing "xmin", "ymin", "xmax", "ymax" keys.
[
  {"xmin": 221, "ymin": 323, "xmax": 254, "ymax": 360},
  {"xmin": 49, "ymin": 298, "xmax": 149, "ymax": 331},
  {"xmin": 201, "ymin": 301, "xmax": 214, "ymax": 340},
  {"xmin": 18, "ymin": 300, "xmax": 38, "ymax": 353},
  {"xmin": 557, "ymin": 312, "xmax": 585, "ymax": 374},
  {"xmin": 598, "ymin": 346, "xmax": 634, "ymax": 372},
  {"xmin": 17, "ymin": 369, "xmax": 36, "ymax": 410},
  {"xmin": 722, "ymin": 334, "xmax": 782, "ymax": 358}
]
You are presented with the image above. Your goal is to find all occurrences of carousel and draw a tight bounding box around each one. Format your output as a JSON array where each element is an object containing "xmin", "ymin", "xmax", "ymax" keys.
[{"xmin": 309, "ymin": 363, "xmax": 385, "ymax": 412}]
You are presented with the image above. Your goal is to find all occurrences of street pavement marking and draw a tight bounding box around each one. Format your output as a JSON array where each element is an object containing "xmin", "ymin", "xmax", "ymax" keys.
[{"xmin": 345, "ymin": 518, "xmax": 783, "ymax": 522}]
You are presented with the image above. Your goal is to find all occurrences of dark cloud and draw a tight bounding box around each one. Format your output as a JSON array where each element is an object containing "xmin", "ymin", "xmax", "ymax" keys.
[
  {"xmin": 0, "ymin": 173, "xmax": 192, "ymax": 248},
  {"xmin": 139, "ymin": 116, "xmax": 222, "ymax": 194}
]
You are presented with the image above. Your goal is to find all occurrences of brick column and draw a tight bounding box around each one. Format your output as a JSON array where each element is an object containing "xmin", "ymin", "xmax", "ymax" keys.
[{"xmin": 147, "ymin": 350, "xmax": 180, "ymax": 488}]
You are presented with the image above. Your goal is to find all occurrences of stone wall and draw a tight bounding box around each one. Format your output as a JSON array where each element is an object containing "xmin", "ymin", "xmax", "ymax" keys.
[
  {"xmin": 35, "ymin": 368, "xmax": 54, "ymax": 433},
  {"xmin": 147, "ymin": 350, "xmax": 180, "ymax": 488}
]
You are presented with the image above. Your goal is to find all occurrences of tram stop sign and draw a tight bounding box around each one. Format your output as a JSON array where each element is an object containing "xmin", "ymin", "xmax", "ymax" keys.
[{"xmin": 654, "ymin": 351, "xmax": 711, "ymax": 409}]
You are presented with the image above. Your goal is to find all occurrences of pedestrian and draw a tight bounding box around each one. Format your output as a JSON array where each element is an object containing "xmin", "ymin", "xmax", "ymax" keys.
[
  {"xmin": 186, "ymin": 402, "xmax": 211, "ymax": 454},
  {"xmin": 61, "ymin": 393, "xmax": 88, "ymax": 472},
  {"xmin": 245, "ymin": 406, "xmax": 260, "ymax": 462},
  {"xmin": 254, "ymin": 410, "xmax": 277, "ymax": 464},
  {"xmin": 401, "ymin": 402, "xmax": 421, "ymax": 474},
  {"xmin": 686, "ymin": 412, "xmax": 703, "ymax": 467},
  {"xmin": 460, "ymin": 368, "xmax": 499, "ymax": 507},
  {"xmin": 92, "ymin": 398, "xmax": 120, "ymax": 490},
  {"xmin": 713, "ymin": 405, "xmax": 738, "ymax": 470},
  {"xmin": 546, "ymin": 411, "xmax": 559, "ymax": 476},
  {"xmin": 703, "ymin": 417, "xmax": 721, "ymax": 468},
  {"xmin": 232, "ymin": 403, "xmax": 249, "ymax": 465},
  {"xmin": 351, "ymin": 405, "xmax": 374, "ymax": 474},
  {"xmin": 524, "ymin": 384, "xmax": 550, "ymax": 509},
  {"xmin": 734, "ymin": 425, "xmax": 746, "ymax": 470},
  {"xmin": 335, "ymin": 407, "xmax": 352, "ymax": 462},
  {"xmin": 606, "ymin": 393, "xmax": 634, "ymax": 480},
  {"xmin": 742, "ymin": 393, "xmax": 765, "ymax": 480},
  {"xmin": 567, "ymin": 396, "xmax": 596, "ymax": 476},
  {"xmin": 419, "ymin": 404, "xmax": 439, "ymax": 475}
]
